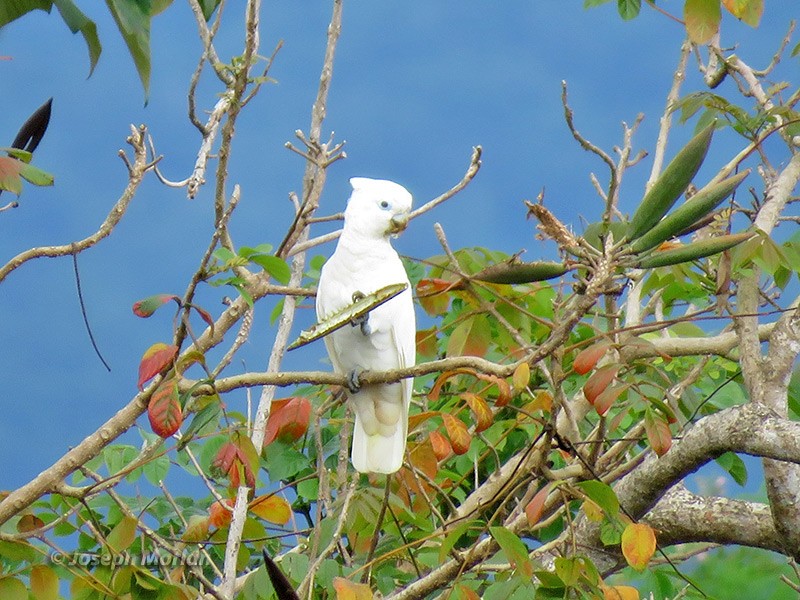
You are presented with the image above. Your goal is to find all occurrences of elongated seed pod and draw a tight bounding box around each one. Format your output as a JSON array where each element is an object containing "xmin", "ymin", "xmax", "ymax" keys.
[
  {"xmin": 472, "ymin": 261, "xmax": 568, "ymax": 284},
  {"xmin": 637, "ymin": 232, "xmax": 753, "ymax": 269},
  {"xmin": 627, "ymin": 123, "xmax": 715, "ymax": 241},
  {"xmin": 630, "ymin": 169, "xmax": 750, "ymax": 253}
]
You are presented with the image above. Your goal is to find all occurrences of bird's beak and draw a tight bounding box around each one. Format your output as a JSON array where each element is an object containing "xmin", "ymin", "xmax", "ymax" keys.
[{"xmin": 388, "ymin": 213, "xmax": 409, "ymax": 235}]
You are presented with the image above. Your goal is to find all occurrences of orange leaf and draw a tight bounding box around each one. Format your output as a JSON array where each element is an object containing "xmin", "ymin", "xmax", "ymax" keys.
[
  {"xmin": 525, "ymin": 483, "xmax": 551, "ymax": 526},
  {"xmin": 264, "ymin": 397, "xmax": 311, "ymax": 445},
  {"xmin": 428, "ymin": 368, "xmax": 471, "ymax": 402},
  {"xmin": 455, "ymin": 584, "xmax": 481, "ymax": 600},
  {"xmin": 30, "ymin": 565, "xmax": 59, "ymax": 600},
  {"xmin": 147, "ymin": 377, "xmax": 182, "ymax": 438},
  {"xmin": 603, "ymin": 584, "xmax": 640, "ymax": 600},
  {"xmin": 644, "ymin": 410, "xmax": 672, "ymax": 456},
  {"xmin": 428, "ymin": 430, "xmax": 452, "ymax": 462},
  {"xmin": 249, "ymin": 494, "xmax": 291, "ymax": 525},
  {"xmin": 209, "ymin": 498, "xmax": 235, "ymax": 529},
  {"xmin": 583, "ymin": 365, "xmax": 619, "ymax": 405},
  {"xmin": 512, "ymin": 362, "xmax": 530, "ymax": 392},
  {"xmin": 407, "ymin": 410, "xmax": 439, "ymax": 432},
  {"xmin": 442, "ymin": 413, "xmax": 471, "ymax": 455},
  {"xmin": 594, "ymin": 384, "xmax": 628, "ymax": 417},
  {"xmin": 461, "ymin": 392, "xmax": 493, "ymax": 432},
  {"xmin": 137, "ymin": 342, "xmax": 178, "ymax": 390},
  {"xmin": 621, "ymin": 523, "xmax": 656, "ymax": 571},
  {"xmin": 573, "ymin": 341, "xmax": 611, "ymax": 375},
  {"xmin": 333, "ymin": 577, "xmax": 373, "ymax": 600},
  {"xmin": 416, "ymin": 278, "xmax": 453, "ymax": 316},
  {"xmin": 416, "ymin": 328, "xmax": 438, "ymax": 359}
]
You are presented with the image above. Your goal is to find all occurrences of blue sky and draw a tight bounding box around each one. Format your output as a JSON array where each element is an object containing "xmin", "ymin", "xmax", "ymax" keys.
[{"xmin": 0, "ymin": 2, "xmax": 795, "ymax": 497}]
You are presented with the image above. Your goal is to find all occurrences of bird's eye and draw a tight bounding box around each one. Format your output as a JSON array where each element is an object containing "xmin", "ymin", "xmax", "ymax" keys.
[{"xmin": 379, "ymin": 200, "xmax": 390, "ymax": 209}]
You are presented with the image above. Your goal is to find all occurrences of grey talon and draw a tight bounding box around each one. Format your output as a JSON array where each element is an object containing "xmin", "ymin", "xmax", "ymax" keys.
[
  {"xmin": 349, "ymin": 290, "xmax": 371, "ymax": 335},
  {"xmin": 346, "ymin": 369, "xmax": 362, "ymax": 394}
]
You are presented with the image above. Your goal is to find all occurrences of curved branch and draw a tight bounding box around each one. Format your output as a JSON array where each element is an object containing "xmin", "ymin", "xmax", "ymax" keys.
[{"xmin": 0, "ymin": 125, "xmax": 151, "ymax": 283}]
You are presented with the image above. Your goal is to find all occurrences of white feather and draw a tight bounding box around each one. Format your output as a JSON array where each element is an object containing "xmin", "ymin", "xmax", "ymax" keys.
[{"xmin": 316, "ymin": 178, "xmax": 416, "ymax": 474}]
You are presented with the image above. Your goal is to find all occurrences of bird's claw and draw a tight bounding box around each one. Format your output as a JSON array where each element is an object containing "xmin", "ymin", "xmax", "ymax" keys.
[
  {"xmin": 346, "ymin": 369, "xmax": 362, "ymax": 394},
  {"xmin": 349, "ymin": 291, "xmax": 371, "ymax": 335}
]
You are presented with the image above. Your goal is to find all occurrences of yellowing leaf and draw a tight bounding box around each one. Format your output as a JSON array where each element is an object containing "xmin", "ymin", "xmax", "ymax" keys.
[
  {"xmin": 182, "ymin": 515, "xmax": 210, "ymax": 543},
  {"xmin": 603, "ymin": 584, "xmax": 640, "ymax": 600},
  {"xmin": 684, "ymin": 0, "xmax": 722, "ymax": 44},
  {"xmin": 0, "ymin": 577, "xmax": 27, "ymax": 600},
  {"xmin": 512, "ymin": 362, "xmax": 530, "ymax": 391},
  {"xmin": 583, "ymin": 499, "xmax": 604, "ymax": 522},
  {"xmin": 621, "ymin": 522, "xmax": 656, "ymax": 571},
  {"xmin": 249, "ymin": 494, "xmax": 291, "ymax": 525},
  {"xmin": 722, "ymin": 0, "xmax": 762, "ymax": 26},
  {"xmin": 456, "ymin": 583, "xmax": 481, "ymax": 600},
  {"xmin": 333, "ymin": 577, "xmax": 373, "ymax": 600},
  {"xmin": 107, "ymin": 516, "xmax": 138, "ymax": 553},
  {"xmin": 461, "ymin": 392, "xmax": 493, "ymax": 432},
  {"xmin": 442, "ymin": 413, "xmax": 471, "ymax": 455},
  {"xmin": 209, "ymin": 499, "xmax": 234, "ymax": 529},
  {"xmin": 30, "ymin": 565, "xmax": 59, "ymax": 600}
]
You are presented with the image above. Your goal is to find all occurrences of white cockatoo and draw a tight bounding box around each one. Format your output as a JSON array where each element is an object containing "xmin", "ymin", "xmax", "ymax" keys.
[{"xmin": 316, "ymin": 177, "xmax": 416, "ymax": 474}]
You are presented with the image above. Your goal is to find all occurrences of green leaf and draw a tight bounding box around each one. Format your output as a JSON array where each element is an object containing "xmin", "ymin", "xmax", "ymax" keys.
[
  {"xmin": 250, "ymin": 254, "xmax": 291, "ymax": 284},
  {"xmin": 17, "ymin": 161, "xmax": 54, "ymax": 187},
  {"xmin": 53, "ymin": 0, "xmax": 102, "ymax": 75},
  {"xmin": 716, "ymin": 452, "xmax": 748, "ymax": 486},
  {"xmin": 684, "ymin": 0, "xmax": 721, "ymax": 44},
  {"xmin": 489, "ymin": 526, "xmax": 533, "ymax": 578},
  {"xmin": 576, "ymin": 480, "xmax": 620, "ymax": 516},
  {"xmin": 583, "ymin": 0, "xmax": 613, "ymax": 7},
  {"xmin": 438, "ymin": 519, "xmax": 478, "ymax": 563},
  {"xmin": 142, "ymin": 454, "xmax": 170, "ymax": 486},
  {"xmin": 617, "ymin": 0, "xmax": 641, "ymax": 20},
  {"xmin": 105, "ymin": 0, "xmax": 151, "ymax": 100}
]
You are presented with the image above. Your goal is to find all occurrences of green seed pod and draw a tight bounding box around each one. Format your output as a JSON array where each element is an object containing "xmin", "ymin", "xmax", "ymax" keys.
[
  {"xmin": 627, "ymin": 123, "xmax": 715, "ymax": 241},
  {"xmin": 473, "ymin": 260, "xmax": 568, "ymax": 284},
  {"xmin": 637, "ymin": 232, "xmax": 754, "ymax": 269},
  {"xmin": 630, "ymin": 169, "xmax": 750, "ymax": 253}
]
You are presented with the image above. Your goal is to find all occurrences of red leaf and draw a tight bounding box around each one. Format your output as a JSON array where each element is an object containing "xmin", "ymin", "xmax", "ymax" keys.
[
  {"xmin": 0, "ymin": 156, "xmax": 23, "ymax": 194},
  {"xmin": 148, "ymin": 377, "xmax": 182, "ymax": 438},
  {"xmin": 583, "ymin": 365, "xmax": 619, "ymax": 405},
  {"xmin": 525, "ymin": 483, "xmax": 552, "ymax": 526},
  {"xmin": 442, "ymin": 413, "xmax": 471, "ymax": 455},
  {"xmin": 264, "ymin": 397, "xmax": 311, "ymax": 446},
  {"xmin": 189, "ymin": 303, "xmax": 216, "ymax": 333},
  {"xmin": 428, "ymin": 430, "xmax": 452, "ymax": 461},
  {"xmin": 137, "ymin": 342, "xmax": 178, "ymax": 390},
  {"xmin": 132, "ymin": 294, "xmax": 180, "ymax": 318},
  {"xmin": 644, "ymin": 410, "xmax": 672, "ymax": 456},
  {"xmin": 573, "ymin": 341, "xmax": 611, "ymax": 375},
  {"xmin": 416, "ymin": 278, "xmax": 453, "ymax": 316},
  {"xmin": 461, "ymin": 392, "xmax": 493, "ymax": 432},
  {"xmin": 475, "ymin": 372, "xmax": 512, "ymax": 407}
]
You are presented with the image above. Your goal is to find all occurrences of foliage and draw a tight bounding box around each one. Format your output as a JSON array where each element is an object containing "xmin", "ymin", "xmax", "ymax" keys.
[{"xmin": 3, "ymin": 2, "xmax": 800, "ymax": 600}]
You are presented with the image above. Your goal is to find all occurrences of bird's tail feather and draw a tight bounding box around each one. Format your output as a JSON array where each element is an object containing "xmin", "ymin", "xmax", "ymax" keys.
[{"xmin": 351, "ymin": 412, "xmax": 406, "ymax": 474}]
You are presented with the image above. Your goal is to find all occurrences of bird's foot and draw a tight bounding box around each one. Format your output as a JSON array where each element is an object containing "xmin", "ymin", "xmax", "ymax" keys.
[
  {"xmin": 346, "ymin": 369, "xmax": 363, "ymax": 394},
  {"xmin": 349, "ymin": 291, "xmax": 371, "ymax": 336}
]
